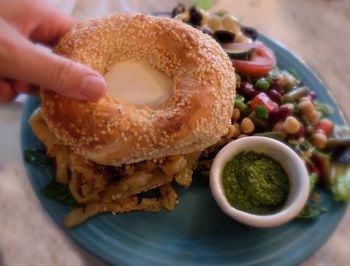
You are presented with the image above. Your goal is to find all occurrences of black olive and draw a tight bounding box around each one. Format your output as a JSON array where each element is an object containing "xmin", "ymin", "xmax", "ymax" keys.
[
  {"xmin": 241, "ymin": 26, "xmax": 258, "ymax": 41},
  {"xmin": 213, "ymin": 30, "xmax": 235, "ymax": 43},
  {"xmin": 171, "ymin": 3, "xmax": 186, "ymax": 18},
  {"xmin": 189, "ymin": 6, "xmax": 202, "ymax": 26}
]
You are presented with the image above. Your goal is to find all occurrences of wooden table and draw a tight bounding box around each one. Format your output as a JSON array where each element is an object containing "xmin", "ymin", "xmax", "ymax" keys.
[{"xmin": 0, "ymin": 0, "xmax": 349, "ymax": 265}]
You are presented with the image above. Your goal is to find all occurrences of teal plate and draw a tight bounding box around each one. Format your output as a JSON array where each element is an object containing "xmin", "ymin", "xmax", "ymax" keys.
[{"xmin": 21, "ymin": 34, "xmax": 348, "ymax": 266}]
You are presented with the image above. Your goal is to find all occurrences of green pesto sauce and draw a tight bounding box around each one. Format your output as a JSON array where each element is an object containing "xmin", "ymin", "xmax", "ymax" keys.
[{"xmin": 223, "ymin": 151, "xmax": 290, "ymax": 215}]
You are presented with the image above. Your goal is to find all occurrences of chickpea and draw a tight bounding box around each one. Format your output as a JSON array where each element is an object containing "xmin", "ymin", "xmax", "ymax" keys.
[
  {"xmin": 231, "ymin": 108, "xmax": 240, "ymax": 121},
  {"xmin": 299, "ymin": 96, "xmax": 311, "ymax": 103},
  {"xmin": 207, "ymin": 15, "xmax": 222, "ymax": 31},
  {"xmin": 235, "ymin": 33, "xmax": 253, "ymax": 43},
  {"xmin": 240, "ymin": 118, "xmax": 255, "ymax": 134},
  {"xmin": 312, "ymin": 132, "xmax": 327, "ymax": 149},
  {"xmin": 277, "ymin": 73, "xmax": 296, "ymax": 90},
  {"xmin": 175, "ymin": 12, "xmax": 189, "ymax": 22},
  {"xmin": 238, "ymin": 134, "xmax": 248, "ymax": 138},
  {"xmin": 234, "ymin": 123, "xmax": 241, "ymax": 138},
  {"xmin": 226, "ymin": 125, "xmax": 236, "ymax": 139},
  {"xmin": 272, "ymin": 121, "xmax": 284, "ymax": 132},
  {"xmin": 307, "ymin": 110, "xmax": 321, "ymax": 124},
  {"xmin": 199, "ymin": 10, "xmax": 210, "ymax": 26},
  {"xmin": 283, "ymin": 116, "xmax": 301, "ymax": 134},
  {"xmin": 221, "ymin": 13, "xmax": 240, "ymax": 33},
  {"xmin": 299, "ymin": 100, "xmax": 314, "ymax": 115},
  {"xmin": 285, "ymin": 74, "xmax": 296, "ymax": 88}
]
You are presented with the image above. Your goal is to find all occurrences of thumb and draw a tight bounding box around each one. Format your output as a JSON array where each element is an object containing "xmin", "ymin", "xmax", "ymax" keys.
[{"xmin": 9, "ymin": 41, "xmax": 107, "ymax": 101}]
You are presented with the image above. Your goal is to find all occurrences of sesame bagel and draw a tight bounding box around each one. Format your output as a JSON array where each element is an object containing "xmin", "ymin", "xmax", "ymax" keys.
[{"xmin": 40, "ymin": 13, "xmax": 236, "ymax": 166}]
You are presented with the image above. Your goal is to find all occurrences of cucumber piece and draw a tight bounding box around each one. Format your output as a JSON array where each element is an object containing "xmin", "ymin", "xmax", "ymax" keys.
[{"xmin": 224, "ymin": 47, "xmax": 253, "ymax": 60}]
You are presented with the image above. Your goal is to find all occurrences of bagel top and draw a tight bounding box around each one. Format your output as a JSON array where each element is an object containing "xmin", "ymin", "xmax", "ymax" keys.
[{"xmin": 40, "ymin": 14, "xmax": 236, "ymax": 166}]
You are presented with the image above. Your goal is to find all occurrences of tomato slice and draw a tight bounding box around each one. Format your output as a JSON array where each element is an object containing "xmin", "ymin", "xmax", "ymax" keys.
[{"xmin": 224, "ymin": 42, "xmax": 277, "ymax": 77}]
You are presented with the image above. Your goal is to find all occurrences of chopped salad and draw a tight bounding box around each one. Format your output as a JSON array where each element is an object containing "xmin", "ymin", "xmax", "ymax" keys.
[{"xmin": 172, "ymin": 3, "xmax": 350, "ymax": 217}]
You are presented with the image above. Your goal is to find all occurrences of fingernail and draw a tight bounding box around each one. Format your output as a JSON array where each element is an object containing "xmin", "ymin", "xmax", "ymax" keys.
[{"xmin": 80, "ymin": 75, "xmax": 107, "ymax": 100}]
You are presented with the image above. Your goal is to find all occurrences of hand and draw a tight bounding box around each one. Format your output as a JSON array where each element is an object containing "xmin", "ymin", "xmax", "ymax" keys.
[{"xmin": 0, "ymin": 0, "xmax": 107, "ymax": 102}]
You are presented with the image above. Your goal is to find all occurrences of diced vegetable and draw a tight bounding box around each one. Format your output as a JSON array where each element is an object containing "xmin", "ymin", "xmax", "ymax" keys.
[
  {"xmin": 281, "ymin": 86, "xmax": 310, "ymax": 103},
  {"xmin": 309, "ymin": 173, "xmax": 318, "ymax": 191},
  {"xmin": 214, "ymin": 30, "xmax": 235, "ymax": 43},
  {"xmin": 283, "ymin": 116, "xmax": 301, "ymax": 134},
  {"xmin": 237, "ymin": 82, "xmax": 259, "ymax": 98},
  {"xmin": 298, "ymin": 206, "xmax": 327, "ymax": 219},
  {"xmin": 235, "ymin": 73, "xmax": 241, "ymax": 88},
  {"xmin": 234, "ymin": 95, "xmax": 248, "ymax": 115},
  {"xmin": 332, "ymin": 167, "xmax": 350, "ymax": 202},
  {"xmin": 253, "ymin": 131, "xmax": 287, "ymax": 141},
  {"xmin": 311, "ymin": 132, "xmax": 328, "ymax": 149},
  {"xmin": 255, "ymin": 78, "xmax": 270, "ymax": 91},
  {"xmin": 240, "ymin": 26, "xmax": 258, "ymax": 41},
  {"xmin": 314, "ymin": 102, "xmax": 334, "ymax": 116},
  {"xmin": 250, "ymin": 92, "xmax": 278, "ymax": 113},
  {"xmin": 192, "ymin": 0, "xmax": 213, "ymax": 10},
  {"xmin": 325, "ymin": 137, "xmax": 350, "ymax": 149},
  {"xmin": 312, "ymin": 151, "xmax": 332, "ymax": 189},
  {"xmin": 240, "ymin": 117, "xmax": 255, "ymax": 134},
  {"xmin": 255, "ymin": 105, "xmax": 269, "ymax": 119},
  {"xmin": 249, "ymin": 111, "xmax": 268, "ymax": 130},
  {"xmin": 224, "ymin": 46, "xmax": 253, "ymax": 60},
  {"xmin": 287, "ymin": 68, "xmax": 300, "ymax": 79},
  {"xmin": 315, "ymin": 118, "xmax": 334, "ymax": 137},
  {"xmin": 228, "ymin": 42, "xmax": 276, "ymax": 76},
  {"xmin": 295, "ymin": 123, "xmax": 306, "ymax": 138},
  {"xmin": 189, "ymin": 6, "xmax": 203, "ymax": 26},
  {"xmin": 235, "ymin": 93, "xmax": 245, "ymax": 102},
  {"xmin": 267, "ymin": 89, "xmax": 282, "ymax": 102},
  {"xmin": 269, "ymin": 106, "xmax": 294, "ymax": 122}
]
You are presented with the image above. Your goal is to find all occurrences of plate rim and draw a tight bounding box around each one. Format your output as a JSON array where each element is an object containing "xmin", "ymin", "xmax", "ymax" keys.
[{"xmin": 20, "ymin": 32, "xmax": 348, "ymax": 266}]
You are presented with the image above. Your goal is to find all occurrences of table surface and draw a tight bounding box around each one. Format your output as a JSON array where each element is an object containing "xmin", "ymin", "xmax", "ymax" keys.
[{"xmin": 1, "ymin": 0, "xmax": 350, "ymax": 265}]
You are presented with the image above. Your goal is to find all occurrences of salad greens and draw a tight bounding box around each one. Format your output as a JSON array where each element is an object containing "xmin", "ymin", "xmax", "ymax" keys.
[
  {"xmin": 42, "ymin": 179, "xmax": 81, "ymax": 208},
  {"xmin": 24, "ymin": 149, "xmax": 51, "ymax": 167}
]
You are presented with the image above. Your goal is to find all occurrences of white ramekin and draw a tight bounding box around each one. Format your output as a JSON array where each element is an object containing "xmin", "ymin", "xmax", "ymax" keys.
[{"xmin": 210, "ymin": 136, "xmax": 310, "ymax": 228}]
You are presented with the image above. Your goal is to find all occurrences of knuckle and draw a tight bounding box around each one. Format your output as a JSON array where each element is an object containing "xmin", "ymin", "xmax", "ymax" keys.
[{"xmin": 49, "ymin": 57, "xmax": 76, "ymax": 93}]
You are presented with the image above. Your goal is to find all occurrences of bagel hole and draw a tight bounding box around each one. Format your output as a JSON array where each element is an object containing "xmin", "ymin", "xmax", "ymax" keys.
[{"xmin": 104, "ymin": 60, "xmax": 173, "ymax": 106}]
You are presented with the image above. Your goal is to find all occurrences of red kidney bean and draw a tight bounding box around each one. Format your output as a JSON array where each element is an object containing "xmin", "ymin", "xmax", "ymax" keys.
[
  {"xmin": 237, "ymin": 82, "xmax": 259, "ymax": 98},
  {"xmin": 295, "ymin": 123, "xmax": 305, "ymax": 138},
  {"xmin": 269, "ymin": 106, "xmax": 294, "ymax": 122},
  {"xmin": 271, "ymin": 81, "xmax": 285, "ymax": 95},
  {"xmin": 268, "ymin": 89, "xmax": 282, "ymax": 102}
]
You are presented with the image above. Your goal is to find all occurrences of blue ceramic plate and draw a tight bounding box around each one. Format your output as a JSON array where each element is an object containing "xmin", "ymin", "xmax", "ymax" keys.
[{"xmin": 21, "ymin": 34, "xmax": 347, "ymax": 266}]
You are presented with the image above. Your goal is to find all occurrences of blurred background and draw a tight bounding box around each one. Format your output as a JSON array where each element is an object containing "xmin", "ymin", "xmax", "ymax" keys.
[{"xmin": 0, "ymin": 0, "xmax": 349, "ymax": 265}]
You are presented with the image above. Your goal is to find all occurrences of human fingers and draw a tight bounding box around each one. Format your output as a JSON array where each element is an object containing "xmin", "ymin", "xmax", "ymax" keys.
[
  {"xmin": 10, "ymin": 45, "xmax": 107, "ymax": 101},
  {"xmin": 0, "ymin": 79, "xmax": 17, "ymax": 102},
  {"xmin": 0, "ymin": 18, "xmax": 106, "ymax": 101},
  {"xmin": 13, "ymin": 80, "xmax": 39, "ymax": 95},
  {"xmin": 29, "ymin": 7, "xmax": 78, "ymax": 44}
]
